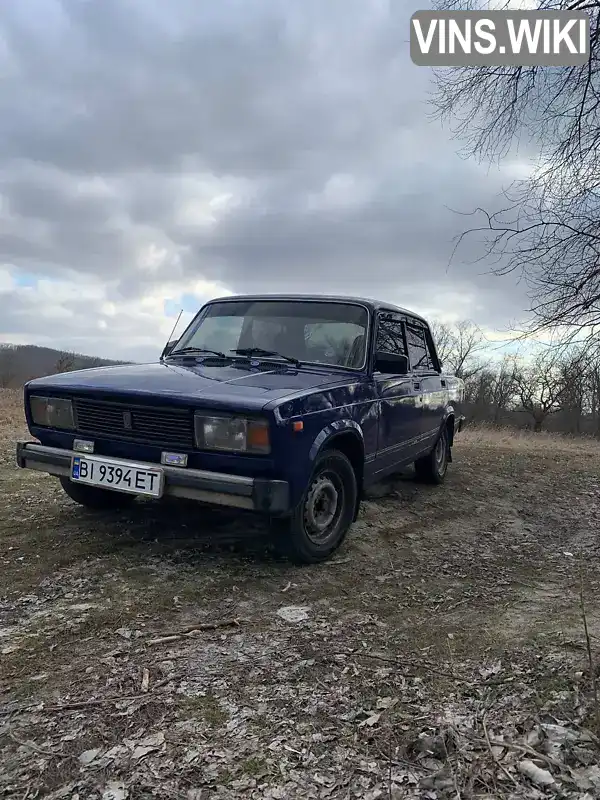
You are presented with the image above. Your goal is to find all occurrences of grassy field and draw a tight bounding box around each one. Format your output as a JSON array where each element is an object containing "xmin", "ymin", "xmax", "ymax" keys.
[{"xmin": 2, "ymin": 388, "xmax": 600, "ymax": 798}]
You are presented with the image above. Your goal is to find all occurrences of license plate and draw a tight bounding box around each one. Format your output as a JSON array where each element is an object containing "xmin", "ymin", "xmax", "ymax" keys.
[{"xmin": 70, "ymin": 455, "xmax": 164, "ymax": 498}]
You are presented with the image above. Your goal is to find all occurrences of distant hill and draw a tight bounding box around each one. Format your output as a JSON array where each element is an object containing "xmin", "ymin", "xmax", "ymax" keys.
[{"xmin": 0, "ymin": 344, "xmax": 131, "ymax": 388}]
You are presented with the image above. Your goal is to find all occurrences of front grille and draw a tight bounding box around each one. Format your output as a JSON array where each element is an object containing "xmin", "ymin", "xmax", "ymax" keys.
[{"xmin": 73, "ymin": 397, "xmax": 194, "ymax": 448}]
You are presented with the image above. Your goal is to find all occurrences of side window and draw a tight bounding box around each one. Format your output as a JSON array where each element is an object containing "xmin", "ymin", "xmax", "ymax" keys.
[
  {"xmin": 405, "ymin": 322, "xmax": 431, "ymax": 372},
  {"xmin": 423, "ymin": 327, "xmax": 438, "ymax": 371},
  {"xmin": 376, "ymin": 313, "xmax": 406, "ymax": 356}
]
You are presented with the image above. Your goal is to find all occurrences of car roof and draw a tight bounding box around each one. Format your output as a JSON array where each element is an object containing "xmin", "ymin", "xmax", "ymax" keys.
[{"xmin": 207, "ymin": 293, "xmax": 429, "ymax": 325}]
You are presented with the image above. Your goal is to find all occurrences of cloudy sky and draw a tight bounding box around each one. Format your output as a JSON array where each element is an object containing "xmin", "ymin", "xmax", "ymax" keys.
[{"xmin": 0, "ymin": 0, "xmax": 534, "ymax": 362}]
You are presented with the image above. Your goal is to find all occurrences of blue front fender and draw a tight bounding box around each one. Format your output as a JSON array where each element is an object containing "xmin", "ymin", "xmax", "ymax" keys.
[{"xmin": 308, "ymin": 419, "xmax": 364, "ymax": 462}]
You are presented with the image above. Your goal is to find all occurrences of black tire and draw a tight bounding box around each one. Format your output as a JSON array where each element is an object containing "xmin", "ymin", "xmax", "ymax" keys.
[
  {"xmin": 275, "ymin": 450, "xmax": 357, "ymax": 565},
  {"xmin": 414, "ymin": 425, "xmax": 449, "ymax": 485},
  {"xmin": 59, "ymin": 476, "xmax": 137, "ymax": 510}
]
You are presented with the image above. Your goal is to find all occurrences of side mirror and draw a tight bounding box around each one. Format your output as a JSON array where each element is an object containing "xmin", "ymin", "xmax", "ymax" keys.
[{"xmin": 374, "ymin": 351, "xmax": 409, "ymax": 375}]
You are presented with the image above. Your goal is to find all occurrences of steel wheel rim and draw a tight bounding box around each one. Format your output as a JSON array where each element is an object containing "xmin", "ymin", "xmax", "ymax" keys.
[
  {"xmin": 435, "ymin": 435, "xmax": 447, "ymax": 473},
  {"xmin": 304, "ymin": 471, "xmax": 344, "ymax": 544}
]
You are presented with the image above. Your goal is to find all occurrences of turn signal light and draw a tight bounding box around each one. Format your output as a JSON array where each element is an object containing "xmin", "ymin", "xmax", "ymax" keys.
[{"xmin": 247, "ymin": 420, "xmax": 270, "ymax": 452}]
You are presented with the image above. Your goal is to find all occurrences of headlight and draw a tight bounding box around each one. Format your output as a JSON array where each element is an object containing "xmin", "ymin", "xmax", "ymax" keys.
[
  {"xmin": 29, "ymin": 396, "xmax": 75, "ymax": 430},
  {"xmin": 194, "ymin": 414, "xmax": 270, "ymax": 454}
]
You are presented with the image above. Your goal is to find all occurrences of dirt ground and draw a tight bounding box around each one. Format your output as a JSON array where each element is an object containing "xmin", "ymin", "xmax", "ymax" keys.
[{"xmin": 2, "ymin": 388, "xmax": 600, "ymax": 799}]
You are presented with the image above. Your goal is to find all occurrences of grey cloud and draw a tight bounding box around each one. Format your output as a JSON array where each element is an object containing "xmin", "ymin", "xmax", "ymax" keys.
[
  {"xmin": 2, "ymin": 0, "xmax": 425, "ymax": 177},
  {"xmin": 0, "ymin": 0, "xmax": 530, "ymax": 355},
  {"xmin": 0, "ymin": 284, "xmax": 165, "ymax": 363},
  {"xmin": 170, "ymin": 155, "xmax": 524, "ymax": 321}
]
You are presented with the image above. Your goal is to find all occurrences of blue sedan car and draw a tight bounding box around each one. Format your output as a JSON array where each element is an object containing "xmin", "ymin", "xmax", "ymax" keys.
[{"xmin": 16, "ymin": 294, "xmax": 465, "ymax": 563}]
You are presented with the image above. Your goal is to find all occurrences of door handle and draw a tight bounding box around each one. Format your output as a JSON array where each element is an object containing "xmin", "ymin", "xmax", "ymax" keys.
[
  {"xmin": 441, "ymin": 379, "xmax": 446, "ymax": 388},
  {"xmin": 413, "ymin": 382, "xmax": 421, "ymax": 390}
]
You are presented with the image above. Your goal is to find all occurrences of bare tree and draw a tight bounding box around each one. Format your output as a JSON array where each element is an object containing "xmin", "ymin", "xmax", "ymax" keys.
[
  {"xmin": 586, "ymin": 358, "xmax": 600, "ymax": 437},
  {"xmin": 513, "ymin": 351, "xmax": 570, "ymax": 432},
  {"xmin": 432, "ymin": 0, "xmax": 600, "ymax": 346},
  {"xmin": 459, "ymin": 354, "xmax": 518, "ymax": 422},
  {"xmin": 465, "ymin": 366, "xmax": 495, "ymax": 407},
  {"xmin": 54, "ymin": 351, "xmax": 76, "ymax": 374},
  {"xmin": 431, "ymin": 321, "xmax": 454, "ymax": 367},
  {"xmin": 557, "ymin": 349, "xmax": 589, "ymax": 433},
  {"xmin": 465, "ymin": 356, "xmax": 518, "ymax": 420},
  {"xmin": 491, "ymin": 355, "xmax": 518, "ymax": 423},
  {"xmin": 431, "ymin": 320, "xmax": 488, "ymax": 379}
]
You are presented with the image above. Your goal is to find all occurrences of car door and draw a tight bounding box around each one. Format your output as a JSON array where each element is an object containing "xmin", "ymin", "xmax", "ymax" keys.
[
  {"xmin": 404, "ymin": 318, "xmax": 444, "ymax": 455},
  {"xmin": 373, "ymin": 311, "xmax": 423, "ymax": 476}
]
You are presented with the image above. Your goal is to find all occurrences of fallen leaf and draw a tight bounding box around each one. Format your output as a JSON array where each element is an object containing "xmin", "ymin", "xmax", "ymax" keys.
[
  {"xmin": 376, "ymin": 696, "xmax": 399, "ymax": 710},
  {"xmin": 139, "ymin": 732, "xmax": 165, "ymax": 748},
  {"xmin": 101, "ymin": 745, "xmax": 129, "ymax": 763},
  {"xmin": 102, "ymin": 782, "xmax": 128, "ymax": 800},
  {"xmin": 573, "ymin": 764, "xmax": 600, "ymax": 792},
  {"xmin": 124, "ymin": 731, "xmax": 165, "ymax": 760},
  {"xmin": 184, "ymin": 749, "xmax": 200, "ymax": 763},
  {"xmin": 79, "ymin": 748, "xmax": 101, "ymax": 766},
  {"xmin": 359, "ymin": 712, "xmax": 382, "ymax": 728},
  {"xmin": 518, "ymin": 759, "xmax": 555, "ymax": 787},
  {"xmin": 276, "ymin": 605, "xmax": 310, "ymax": 623},
  {"xmin": 479, "ymin": 661, "xmax": 502, "ymax": 679}
]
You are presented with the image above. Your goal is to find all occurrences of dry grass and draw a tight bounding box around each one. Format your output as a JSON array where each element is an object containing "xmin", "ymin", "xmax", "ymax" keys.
[
  {"xmin": 0, "ymin": 389, "xmax": 25, "ymax": 437},
  {"xmin": 460, "ymin": 420, "xmax": 600, "ymax": 453}
]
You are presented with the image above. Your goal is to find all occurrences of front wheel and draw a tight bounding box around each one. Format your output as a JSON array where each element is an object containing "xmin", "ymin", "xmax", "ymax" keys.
[
  {"xmin": 414, "ymin": 426, "xmax": 449, "ymax": 484},
  {"xmin": 59, "ymin": 477, "xmax": 137, "ymax": 510},
  {"xmin": 275, "ymin": 450, "xmax": 357, "ymax": 564}
]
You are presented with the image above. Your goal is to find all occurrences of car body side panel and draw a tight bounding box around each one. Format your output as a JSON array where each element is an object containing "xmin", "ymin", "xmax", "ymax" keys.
[{"xmin": 372, "ymin": 375, "xmax": 423, "ymax": 475}]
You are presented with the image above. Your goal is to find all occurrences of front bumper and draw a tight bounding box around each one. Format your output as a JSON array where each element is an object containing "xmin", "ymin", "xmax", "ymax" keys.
[{"xmin": 16, "ymin": 441, "xmax": 290, "ymax": 514}]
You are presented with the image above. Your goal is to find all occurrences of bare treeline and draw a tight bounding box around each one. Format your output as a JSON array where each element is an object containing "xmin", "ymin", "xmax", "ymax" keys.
[
  {"xmin": 436, "ymin": 321, "xmax": 600, "ymax": 435},
  {"xmin": 0, "ymin": 344, "xmax": 122, "ymax": 387},
  {"xmin": 0, "ymin": 345, "xmax": 17, "ymax": 389}
]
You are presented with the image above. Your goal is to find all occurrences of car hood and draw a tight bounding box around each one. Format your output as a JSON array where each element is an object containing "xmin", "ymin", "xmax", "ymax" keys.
[{"xmin": 26, "ymin": 360, "xmax": 355, "ymax": 411}]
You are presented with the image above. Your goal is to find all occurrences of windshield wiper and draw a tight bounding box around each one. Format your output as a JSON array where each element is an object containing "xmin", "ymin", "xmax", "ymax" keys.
[
  {"xmin": 231, "ymin": 347, "xmax": 301, "ymax": 367},
  {"xmin": 169, "ymin": 346, "xmax": 227, "ymax": 358}
]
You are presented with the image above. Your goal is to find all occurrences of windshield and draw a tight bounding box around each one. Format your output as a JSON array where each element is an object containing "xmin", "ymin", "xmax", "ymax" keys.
[{"xmin": 172, "ymin": 300, "xmax": 369, "ymax": 369}]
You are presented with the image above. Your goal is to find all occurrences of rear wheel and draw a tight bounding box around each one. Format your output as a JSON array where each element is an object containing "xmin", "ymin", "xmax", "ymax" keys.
[
  {"xmin": 276, "ymin": 450, "xmax": 357, "ymax": 564},
  {"xmin": 59, "ymin": 477, "xmax": 137, "ymax": 510},
  {"xmin": 414, "ymin": 425, "xmax": 449, "ymax": 484}
]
